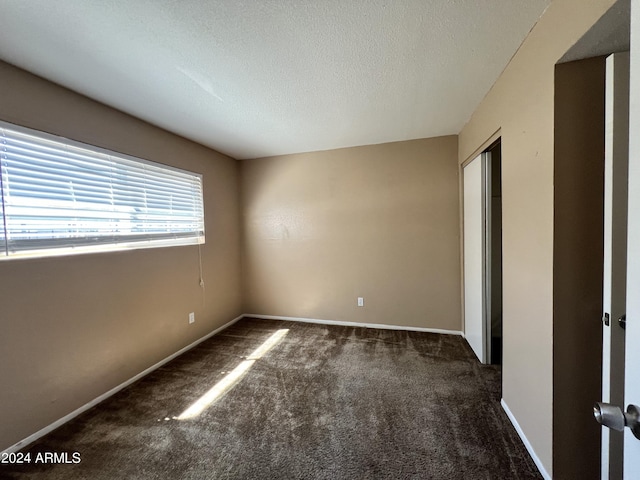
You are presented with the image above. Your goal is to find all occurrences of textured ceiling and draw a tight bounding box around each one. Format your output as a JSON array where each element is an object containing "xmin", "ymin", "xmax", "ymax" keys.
[
  {"xmin": 0, "ymin": 1, "xmax": 550, "ymax": 159},
  {"xmin": 559, "ymin": 0, "xmax": 629, "ymax": 64}
]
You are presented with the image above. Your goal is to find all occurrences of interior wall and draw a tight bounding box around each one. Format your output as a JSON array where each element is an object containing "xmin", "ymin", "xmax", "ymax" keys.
[
  {"xmin": 240, "ymin": 136, "xmax": 461, "ymax": 331},
  {"xmin": 553, "ymin": 56, "xmax": 605, "ymax": 480},
  {"xmin": 457, "ymin": 0, "xmax": 616, "ymax": 475},
  {"xmin": 0, "ymin": 61, "xmax": 243, "ymax": 451}
]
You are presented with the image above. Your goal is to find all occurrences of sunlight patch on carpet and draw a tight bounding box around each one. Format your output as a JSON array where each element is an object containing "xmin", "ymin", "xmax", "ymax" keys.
[{"xmin": 177, "ymin": 329, "xmax": 289, "ymax": 420}]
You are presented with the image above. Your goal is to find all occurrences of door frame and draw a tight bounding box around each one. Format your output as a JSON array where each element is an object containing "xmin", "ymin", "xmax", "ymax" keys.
[
  {"xmin": 460, "ymin": 131, "xmax": 501, "ymax": 364},
  {"xmin": 623, "ymin": 1, "xmax": 640, "ymax": 475},
  {"xmin": 601, "ymin": 51, "xmax": 630, "ymax": 480}
]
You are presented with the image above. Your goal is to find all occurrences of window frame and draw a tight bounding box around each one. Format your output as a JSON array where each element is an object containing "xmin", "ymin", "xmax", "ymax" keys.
[{"xmin": 0, "ymin": 120, "xmax": 205, "ymax": 260}]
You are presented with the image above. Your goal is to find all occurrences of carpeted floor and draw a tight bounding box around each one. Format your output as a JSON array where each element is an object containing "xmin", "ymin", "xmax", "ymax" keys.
[{"xmin": 1, "ymin": 318, "xmax": 542, "ymax": 479}]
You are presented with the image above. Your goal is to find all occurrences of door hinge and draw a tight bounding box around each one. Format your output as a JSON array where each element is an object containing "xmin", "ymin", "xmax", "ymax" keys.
[{"xmin": 603, "ymin": 312, "xmax": 610, "ymax": 326}]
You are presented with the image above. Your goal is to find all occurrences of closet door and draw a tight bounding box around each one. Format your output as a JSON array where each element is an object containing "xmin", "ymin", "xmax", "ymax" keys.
[{"xmin": 463, "ymin": 153, "xmax": 488, "ymax": 363}]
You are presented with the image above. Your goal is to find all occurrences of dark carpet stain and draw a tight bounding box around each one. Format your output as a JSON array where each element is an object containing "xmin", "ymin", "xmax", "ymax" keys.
[{"xmin": 1, "ymin": 318, "xmax": 542, "ymax": 480}]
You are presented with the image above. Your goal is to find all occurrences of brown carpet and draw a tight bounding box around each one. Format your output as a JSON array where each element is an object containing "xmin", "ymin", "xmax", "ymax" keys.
[{"xmin": 1, "ymin": 318, "xmax": 542, "ymax": 479}]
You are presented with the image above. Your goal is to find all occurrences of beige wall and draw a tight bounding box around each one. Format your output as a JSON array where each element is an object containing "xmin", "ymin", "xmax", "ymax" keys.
[
  {"xmin": 0, "ymin": 61, "xmax": 243, "ymax": 451},
  {"xmin": 241, "ymin": 136, "xmax": 461, "ymax": 331},
  {"xmin": 458, "ymin": 0, "xmax": 615, "ymax": 476}
]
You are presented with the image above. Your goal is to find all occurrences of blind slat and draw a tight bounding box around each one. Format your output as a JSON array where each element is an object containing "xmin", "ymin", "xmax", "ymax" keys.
[{"xmin": 0, "ymin": 122, "xmax": 205, "ymax": 258}]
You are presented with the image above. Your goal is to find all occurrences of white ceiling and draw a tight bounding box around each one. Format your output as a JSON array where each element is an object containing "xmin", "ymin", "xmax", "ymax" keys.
[{"xmin": 0, "ymin": 0, "xmax": 550, "ymax": 160}]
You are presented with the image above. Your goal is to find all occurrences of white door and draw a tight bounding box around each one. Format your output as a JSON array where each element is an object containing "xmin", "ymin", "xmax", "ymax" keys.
[
  {"xmin": 463, "ymin": 153, "xmax": 490, "ymax": 363},
  {"xmin": 601, "ymin": 52, "xmax": 629, "ymax": 480},
  {"xmin": 623, "ymin": 1, "xmax": 640, "ymax": 476}
]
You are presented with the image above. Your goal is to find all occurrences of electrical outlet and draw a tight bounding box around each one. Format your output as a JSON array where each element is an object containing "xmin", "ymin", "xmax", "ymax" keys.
[
  {"xmin": 357, "ymin": 297, "xmax": 364, "ymax": 307},
  {"xmin": 189, "ymin": 312, "xmax": 195, "ymax": 324}
]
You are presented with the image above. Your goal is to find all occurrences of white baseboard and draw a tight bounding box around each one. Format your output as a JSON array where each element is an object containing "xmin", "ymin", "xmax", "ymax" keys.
[
  {"xmin": 2, "ymin": 314, "xmax": 243, "ymax": 455},
  {"xmin": 243, "ymin": 313, "xmax": 463, "ymax": 336},
  {"xmin": 501, "ymin": 398, "xmax": 551, "ymax": 480}
]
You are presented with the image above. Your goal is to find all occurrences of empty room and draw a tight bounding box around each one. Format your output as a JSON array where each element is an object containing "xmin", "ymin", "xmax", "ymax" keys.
[{"xmin": 2, "ymin": 0, "xmax": 640, "ymax": 479}]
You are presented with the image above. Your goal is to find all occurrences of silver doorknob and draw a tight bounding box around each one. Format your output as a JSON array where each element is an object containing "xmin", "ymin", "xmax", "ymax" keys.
[{"xmin": 594, "ymin": 402, "xmax": 640, "ymax": 439}]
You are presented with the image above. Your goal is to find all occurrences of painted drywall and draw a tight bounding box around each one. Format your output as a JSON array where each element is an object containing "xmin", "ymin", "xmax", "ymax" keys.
[
  {"xmin": 553, "ymin": 56, "xmax": 605, "ymax": 480},
  {"xmin": 458, "ymin": 0, "xmax": 616, "ymax": 476},
  {"xmin": 0, "ymin": 61, "xmax": 243, "ymax": 451},
  {"xmin": 241, "ymin": 136, "xmax": 461, "ymax": 331}
]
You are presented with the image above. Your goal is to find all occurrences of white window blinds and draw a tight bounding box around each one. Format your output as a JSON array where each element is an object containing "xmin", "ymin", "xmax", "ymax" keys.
[{"xmin": 0, "ymin": 121, "xmax": 204, "ymax": 259}]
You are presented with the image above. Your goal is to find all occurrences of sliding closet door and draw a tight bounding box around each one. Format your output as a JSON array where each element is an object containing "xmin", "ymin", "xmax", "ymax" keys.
[{"xmin": 463, "ymin": 154, "xmax": 487, "ymax": 363}]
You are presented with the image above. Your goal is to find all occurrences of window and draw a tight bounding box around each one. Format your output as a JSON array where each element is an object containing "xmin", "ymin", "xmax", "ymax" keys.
[{"xmin": 0, "ymin": 121, "xmax": 204, "ymax": 259}]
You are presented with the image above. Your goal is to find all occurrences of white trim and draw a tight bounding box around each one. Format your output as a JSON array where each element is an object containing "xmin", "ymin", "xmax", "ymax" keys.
[
  {"xmin": 1, "ymin": 314, "xmax": 243, "ymax": 455},
  {"xmin": 243, "ymin": 313, "xmax": 463, "ymax": 336},
  {"xmin": 501, "ymin": 398, "xmax": 551, "ymax": 480}
]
